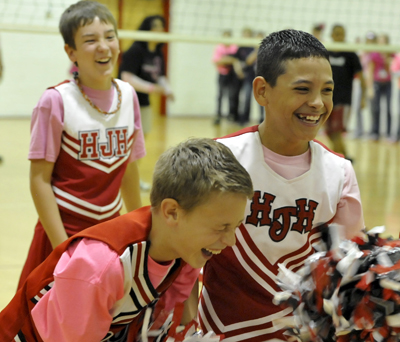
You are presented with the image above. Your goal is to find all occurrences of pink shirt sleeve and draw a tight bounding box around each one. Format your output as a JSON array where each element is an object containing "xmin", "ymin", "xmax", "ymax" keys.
[
  {"xmin": 212, "ymin": 44, "xmax": 239, "ymax": 63},
  {"xmin": 212, "ymin": 44, "xmax": 225, "ymax": 63},
  {"xmin": 28, "ymin": 88, "xmax": 64, "ymax": 162},
  {"xmin": 331, "ymin": 160, "xmax": 365, "ymax": 238},
  {"xmin": 391, "ymin": 53, "xmax": 400, "ymax": 72},
  {"xmin": 162, "ymin": 263, "xmax": 201, "ymax": 312},
  {"xmin": 31, "ymin": 238, "xmax": 125, "ymax": 342},
  {"xmin": 130, "ymin": 88, "xmax": 146, "ymax": 162}
]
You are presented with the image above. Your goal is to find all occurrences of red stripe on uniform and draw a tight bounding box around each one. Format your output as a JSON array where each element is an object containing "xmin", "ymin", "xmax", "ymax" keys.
[
  {"xmin": 237, "ymin": 224, "xmax": 278, "ymax": 270},
  {"xmin": 275, "ymin": 232, "xmax": 319, "ymax": 266},
  {"xmin": 235, "ymin": 237, "xmax": 280, "ymax": 291},
  {"xmin": 55, "ymin": 193, "xmax": 121, "ymax": 216},
  {"xmin": 132, "ymin": 243, "xmax": 152, "ymax": 304}
]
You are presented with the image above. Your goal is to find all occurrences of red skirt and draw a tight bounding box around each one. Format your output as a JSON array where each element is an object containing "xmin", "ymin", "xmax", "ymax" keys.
[{"xmin": 17, "ymin": 221, "xmax": 65, "ymax": 289}]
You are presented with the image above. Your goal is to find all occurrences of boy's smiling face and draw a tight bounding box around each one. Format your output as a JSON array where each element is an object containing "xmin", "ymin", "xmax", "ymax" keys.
[
  {"xmin": 256, "ymin": 57, "xmax": 334, "ymax": 155},
  {"xmin": 65, "ymin": 16, "xmax": 119, "ymax": 89},
  {"xmin": 170, "ymin": 192, "xmax": 247, "ymax": 269}
]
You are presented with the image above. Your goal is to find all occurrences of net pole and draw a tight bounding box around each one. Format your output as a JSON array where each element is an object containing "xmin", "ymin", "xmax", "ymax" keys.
[{"xmin": 0, "ymin": 24, "xmax": 399, "ymax": 53}]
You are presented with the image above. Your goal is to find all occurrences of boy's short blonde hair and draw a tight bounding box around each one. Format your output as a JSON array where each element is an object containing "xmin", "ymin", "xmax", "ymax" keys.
[
  {"xmin": 59, "ymin": 0, "xmax": 118, "ymax": 49},
  {"xmin": 150, "ymin": 138, "xmax": 254, "ymax": 211}
]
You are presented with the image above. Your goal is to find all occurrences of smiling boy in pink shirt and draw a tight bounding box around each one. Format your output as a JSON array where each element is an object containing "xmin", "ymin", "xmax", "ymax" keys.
[
  {"xmin": 0, "ymin": 137, "xmax": 254, "ymax": 342},
  {"xmin": 200, "ymin": 29, "xmax": 365, "ymax": 342}
]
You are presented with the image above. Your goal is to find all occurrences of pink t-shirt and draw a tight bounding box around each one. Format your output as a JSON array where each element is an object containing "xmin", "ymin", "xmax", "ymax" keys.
[
  {"xmin": 369, "ymin": 52, "xmax": 391, "ymax": 82},
  {"xmin": 32, "ymin": 238, "xmax": 200, "ymax": 342},
  {"xmin": 262, "ymin": 144, "xmax": 364, "ymax": 237},
  {"xmin": 28, "ymin": 79, "xmax": 146, "ymax": 163},
  {"xmin": 212, "ymin": 44, "xmax": 238, "ymax": 75},
  {"xmin": 391, "ymin": 53, "xmax": 400, "ymax": 88}
]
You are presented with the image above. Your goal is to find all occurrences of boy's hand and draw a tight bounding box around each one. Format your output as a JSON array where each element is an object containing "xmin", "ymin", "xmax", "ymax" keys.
[
  {"xmin": 145, "ymin": 304, "xmax": 224, "ymax": 341},
  {"xmin": 152, "ymin": 84, "xmax": 166, "ymax": 94},
  {"xmin": 233, "ymin": 60, "xmax": 245, "ymax": 79},
  {"xmin": 165, "ymin": 92, "xmax": 175, "ymax": 101}
]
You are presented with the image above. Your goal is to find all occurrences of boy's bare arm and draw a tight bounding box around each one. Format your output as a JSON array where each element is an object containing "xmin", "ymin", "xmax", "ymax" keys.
[
  {"xmin": 30, "ymin": 159, "xmax": 68, "ymax": 248},
  {"xmin": 181, "ymin": 279, "xmax": 199, "ymax": 326},
  {"xmin": 120, "ymin": 160, "xmax": 142, "ymax": 212},
  {"xmin": 215, "ymin": 55, "xmax": 237, "ymax": 66},
  {"xmin": 120, "ymin": 71, "xmax": 164, "ymax": 95},
  {"xmin": 245, "ymin": 48, "xmax": 258, "ymax": 66},
  {"xmin": 158, "ymin": 76, "xmax": 175, "ymax": 100}
]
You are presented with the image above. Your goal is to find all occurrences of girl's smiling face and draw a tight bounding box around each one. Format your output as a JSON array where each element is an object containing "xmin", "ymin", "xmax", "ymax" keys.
[{"xmin": 65, "ymin": 16, "xmax": 120, "ymax": 90}]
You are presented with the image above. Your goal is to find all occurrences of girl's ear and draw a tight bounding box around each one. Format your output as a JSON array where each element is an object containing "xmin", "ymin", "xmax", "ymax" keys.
[
  {"xmin": 253, "ymin": 76, "xmax": 270, "ymax": 106},
  {"xmin": 64, "ymin": 44, "xmax": 77, "ymax": 64}
]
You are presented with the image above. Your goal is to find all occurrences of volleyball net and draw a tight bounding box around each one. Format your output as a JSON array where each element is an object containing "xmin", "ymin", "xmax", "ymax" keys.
[
  {"xmin": 1, "ymin": 0, "xmax": 400, "ymax": 53},
  {"xmin": 0, "ymin": 0, "xmax": 399, "ymax": 123}
]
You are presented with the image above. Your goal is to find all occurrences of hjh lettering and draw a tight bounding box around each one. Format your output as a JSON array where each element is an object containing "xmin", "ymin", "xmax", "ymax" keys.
[
  {"xmin": 78, "ymin": 127, "xmax": 128, "ymax": 160},
  {"xmin": 245, "ymin": 191, "xmax": 319, "ymax": 242}
]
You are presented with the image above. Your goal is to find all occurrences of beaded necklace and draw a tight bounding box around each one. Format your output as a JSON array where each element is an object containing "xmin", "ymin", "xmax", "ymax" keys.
[{"xmin": 74, "ymin": 75, "xmax": 121, "ymax": 115}]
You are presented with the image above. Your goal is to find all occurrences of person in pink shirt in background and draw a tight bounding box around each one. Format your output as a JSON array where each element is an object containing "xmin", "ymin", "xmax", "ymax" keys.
[
  {"xmin": 212, "ymin": 30, "xmax": 240, "ymax": 125},
  {"xmin": 0, "ymin": 137, "xmax": 254, "ymax": 342},
  {"xmin": 390, "ymin": 52, "xmax": 400, "ymax": 142},
  {"xmin": 17, "ymin": 0, "xmax": 146, "ymax": 289},
  {"xmin": 353, "ymin": 32, "xmax": 376, "ymax": 138},
  {"xmin": 367, "ymin": 33, "xmax": 393, "ymax": 141}
]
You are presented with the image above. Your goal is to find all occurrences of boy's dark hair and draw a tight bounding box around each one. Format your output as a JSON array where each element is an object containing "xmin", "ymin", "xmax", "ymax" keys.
[
  {"xmin": 150, "ymin": 138, "xmax": 254, "ymax": 211},
  {"xmin": 59, "ymin": 0, "xmax": 118, "ymax": 50},
  {"xmin": 257, "ymin": 29, "xmax": 330, "ymax": 87}
]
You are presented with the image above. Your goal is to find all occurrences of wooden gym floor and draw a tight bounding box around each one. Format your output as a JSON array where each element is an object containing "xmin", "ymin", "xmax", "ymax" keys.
[{"xmin": 0, "ymin": 115, "xmax": 399, "ymax": 310}]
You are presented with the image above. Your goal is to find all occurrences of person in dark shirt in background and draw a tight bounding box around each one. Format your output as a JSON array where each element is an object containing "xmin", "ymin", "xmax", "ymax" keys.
[
  {"xmin": 326, "ymin": 24, "xmax": 366, "ymax": 160},
  {"xmin": 233, "ymin": 27, "xmax": 257, "ymax": 126},
  {"xmin": 119, "ymin": 15, "xmax": 174, "ymax": 190}
]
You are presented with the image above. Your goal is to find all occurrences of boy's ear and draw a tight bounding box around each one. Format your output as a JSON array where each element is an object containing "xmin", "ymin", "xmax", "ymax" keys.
[
  {"xmin": 64, "ymin": 44, "xmax": 77, "ymax": 63},
  {"xmin": 253, "ymin": 76, "xmax": 270, "ymax": 106},
  {"xmin": 160, "ymin": 198, "xmax": 180, "ymax": 225}
]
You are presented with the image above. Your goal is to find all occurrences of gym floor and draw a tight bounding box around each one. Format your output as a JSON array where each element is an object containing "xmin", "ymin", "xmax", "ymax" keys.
[{"xmin": 0, "ymin": 115, "xmax": 399, "ymax": 310}]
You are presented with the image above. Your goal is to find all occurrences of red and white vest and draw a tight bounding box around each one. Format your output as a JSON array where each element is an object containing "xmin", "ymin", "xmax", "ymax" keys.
[
  {"xmin": 200, "ymin": 126, "xmax": 346, "ymax": 342},
  {"xmin": 52, "ymin": 79, "xmax": 135, "ymax": 232},
  {"xmin": 0, "ymin": 207, "xmax": 185, "ymax": 342}
]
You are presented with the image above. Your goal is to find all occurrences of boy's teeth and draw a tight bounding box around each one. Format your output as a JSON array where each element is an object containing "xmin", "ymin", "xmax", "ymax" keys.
[
  {"xmin": 205, "ymin": 248, "xmax": 221, "ymax": 255},
  {"xmin": 298, "ymin": 114, "xmax": 320, "ymax": 122}
]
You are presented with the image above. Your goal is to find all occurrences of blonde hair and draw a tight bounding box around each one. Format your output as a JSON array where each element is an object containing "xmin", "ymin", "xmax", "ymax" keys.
[
  {"xmin": 59, "ymin": 0, "xmax": 118, "ymax": 49},
  {"xmin": 150, "ymin": 138, "xmax": 254, "ymax": 211}
]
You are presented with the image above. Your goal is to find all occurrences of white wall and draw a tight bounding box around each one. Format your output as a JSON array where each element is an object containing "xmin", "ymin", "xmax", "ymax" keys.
[
  {"xmin": 168, "ymin": 42, "xmax": 218, "ymax": 116},
  {"xmin": 0, "ymin": 32, "xmax": 70, "ymax": 117},
  {"xmin": 0, "ymin": 0, "xmax": 74, "ymax": 117}
]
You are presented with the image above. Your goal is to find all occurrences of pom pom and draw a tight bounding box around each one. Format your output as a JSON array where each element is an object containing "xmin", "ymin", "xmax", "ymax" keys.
[
  {"xmin": 141, "ymin": 302, "xmax": 224, "ymax": 342},
  {"xmin": 273, "ymin": 225, "xmax": 400, "ymax": 342}
]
